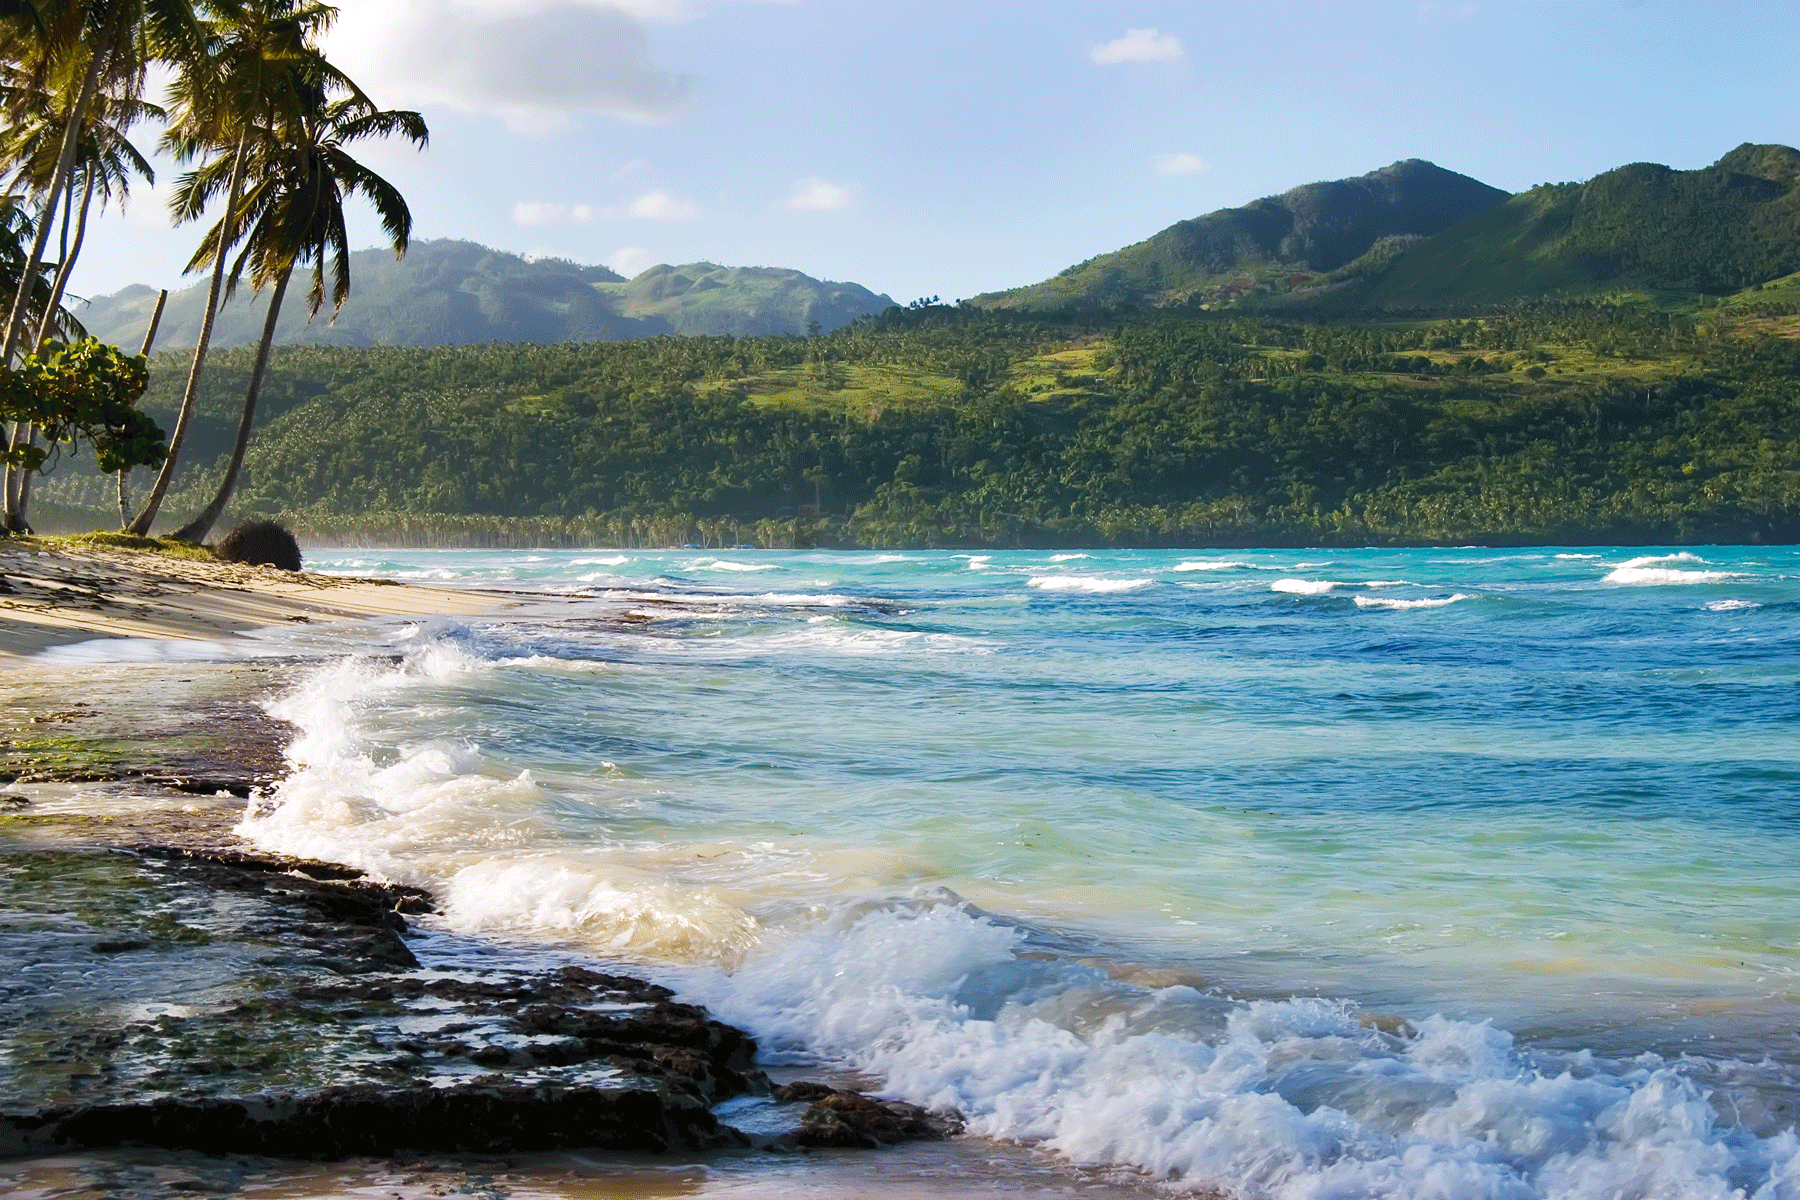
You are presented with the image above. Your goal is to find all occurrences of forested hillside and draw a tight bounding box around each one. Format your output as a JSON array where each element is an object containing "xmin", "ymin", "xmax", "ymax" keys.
[
  {"xmin": 1351, "ymin": 144, "xmax": 1800, "ymax": 309},
  {"xmin": 973, "ymin": 160, "xmax": 1508, "ymax": 311},
  {"xmin": 976, "ymin": 144, "xmax": 1800, "ymax": 316},
  {"xmin": 39, "ymin": 300, "xmax": 1800, "ymax": 548}
]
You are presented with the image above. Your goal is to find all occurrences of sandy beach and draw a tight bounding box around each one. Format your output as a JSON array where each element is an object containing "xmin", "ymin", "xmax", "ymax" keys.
[{"xmin": 0, "ymin": 538, "xmax": 511, "ymax": 659}]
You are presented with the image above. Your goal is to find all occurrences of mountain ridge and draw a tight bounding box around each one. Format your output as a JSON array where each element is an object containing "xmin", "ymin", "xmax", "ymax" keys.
[
  {"xmin": 74, "ymin": 239, "xmax": 896, "ymax": 351},
  {"xmin": 971, "ymin": 159, "xmax": 1512, "ymax": 311}
]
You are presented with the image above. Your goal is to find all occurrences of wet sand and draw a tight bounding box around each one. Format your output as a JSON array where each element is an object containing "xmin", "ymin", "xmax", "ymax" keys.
[{"xmin": 0, "ymin": 540, "xmax": 512, "ymax": 659}]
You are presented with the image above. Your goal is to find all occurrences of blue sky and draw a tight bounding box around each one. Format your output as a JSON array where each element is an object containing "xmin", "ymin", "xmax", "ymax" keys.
[{"xmin": 71, "ymin": 0, "xmax": 1800, "ymax": 308}]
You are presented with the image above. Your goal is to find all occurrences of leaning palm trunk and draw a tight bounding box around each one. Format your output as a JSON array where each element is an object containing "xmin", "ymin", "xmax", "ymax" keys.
[
  {"xmin": 172, "ymin": 265, "xmax": 288, "ymax": 544},
  {"xmin": 9, "ymin": 175, "xmax": 101, "ymax": 529},
  {"xmin": 36, "ymin": 173, "xmax": 97, "ymax": 350},
  {"xmin": 118, "ymin": 287, "xmax": 169, "ymax": 525},
  {"xmin": 127, "ymin": 131, "xmax": 249, "ymax": 536}
]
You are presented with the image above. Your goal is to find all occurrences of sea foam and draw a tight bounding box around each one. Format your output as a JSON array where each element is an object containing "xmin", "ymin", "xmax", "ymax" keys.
[
  {"xmin": 1604, "ymin": 554, "xmax": 1739, "ymax": 585},
  {"xmin": 1271, "ymin": 579, "xmax": 1342, "ymax": 594},
  {"xmin": 680, "ymin": 901, "xmax": 1800, "ymax": 1200},
  {"xmin": 1355, "ymin": 593, "xmax": 1473, "ymax": 611},
  {"xmin": 235, "ymin": 641, "xmax": 762, "ymax": 964},
  {"xmin": 1028, "ymin": 576, "xmax": 1154, "ymax": 594}
]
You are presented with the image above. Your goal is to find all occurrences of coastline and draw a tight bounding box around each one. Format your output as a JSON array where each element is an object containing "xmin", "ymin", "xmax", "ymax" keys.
[
  {"xmin": 0, "ymin": 538, "xmax": 514, "ymax": 660},
  {"xmin": 0, "ymin": 544, "xmax": 1018, "ymax": 1200}
]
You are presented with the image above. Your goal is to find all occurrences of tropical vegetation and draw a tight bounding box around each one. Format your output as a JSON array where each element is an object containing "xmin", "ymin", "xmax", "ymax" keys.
[
  {"xmin": 31, "ymin": 298, "xmax": 1800, "ymax": 548},
  {"xmin": 0, "ymin": 0, "xmax": 425, "ymax": 538}
]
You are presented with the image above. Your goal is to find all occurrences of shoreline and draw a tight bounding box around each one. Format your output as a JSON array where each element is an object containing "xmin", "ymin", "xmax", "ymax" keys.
[
  {"xmin": 0, "ymin": 547, "xmax": 1009, "ymax": 1198},
  {"xmin": 0, "ymin": 538, "xmax": 515, "ymax": 660}
]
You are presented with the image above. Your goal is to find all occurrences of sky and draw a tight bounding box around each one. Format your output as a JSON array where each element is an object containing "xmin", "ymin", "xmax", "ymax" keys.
[{"xmin": 70, "ymin": 0, "xmax": 1800, "ymax": 307}]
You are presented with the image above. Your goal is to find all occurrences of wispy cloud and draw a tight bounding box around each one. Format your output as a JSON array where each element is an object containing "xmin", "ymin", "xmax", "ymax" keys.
[
  {"xmin": 322, "ymin": 1, "xmax": 694, "ymax": 134},
  {"xmin": 1154, "ymin": 152, "xmax": 1209, "ymax": 176},
  {"xmin": 605, "ymin": 246, "xmax": 659, "ymax": 277},
  {"xmin": 512, "ymin": 200, "xmax": 596, "ymax": 226},
  {"xmin": 785, "ymin": 177, "xmax": 853, "ymax": 212},
  {"xmin": 607, "ymin": 189, "xmax": 700, "ymax": 221},
  {"xmin": 1091, "ymin": 28, "xmax": 1184, "ymax": 65}
]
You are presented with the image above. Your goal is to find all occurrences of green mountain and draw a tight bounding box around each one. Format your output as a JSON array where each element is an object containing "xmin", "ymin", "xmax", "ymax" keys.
[
  {"xmin": 73, "ymin": 239, "xmax": 895, "ymax": 350},
  {"xmin": 971, "ymin": 159, "xmax": 1511, "ymax": 311},
  {"xmin": 1347, "ymin": 144, "xmax": 1800, "ymax": 308}
]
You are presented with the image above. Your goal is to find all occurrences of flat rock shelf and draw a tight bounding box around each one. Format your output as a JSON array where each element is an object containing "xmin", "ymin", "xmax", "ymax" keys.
[{"xmin": 0, "ymin": 797, "xmax": 958, "ymax": 1163}]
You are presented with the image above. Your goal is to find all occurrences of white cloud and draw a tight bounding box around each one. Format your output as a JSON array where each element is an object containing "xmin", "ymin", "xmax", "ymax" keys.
[
  {"xmin": 321, "ymin": 2, "xmax": 694, "ymax": 134},
  {"xmin": 512, "ymin": 200, "xmax": 596, "ymax": 226},
  {"xmin": 785, "ymin": 177, "xmax": 853, "ymax": 212},
  {"xmin": 1091, "ymin": 27, "xmax": 1184, "ymax": 65},
  {"xmin": 607, "ymin": 189, "xmax": 700, "ymax": 221},
  {"xmin": 605, "ymin": 246, "xmax": 659, "ymax": 277},
  {"xmin": 1154, "ymin": 152, "xmax": 1209, "ymax": 176}
]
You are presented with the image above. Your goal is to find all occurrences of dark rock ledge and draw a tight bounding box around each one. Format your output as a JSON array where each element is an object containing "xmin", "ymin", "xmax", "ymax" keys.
[{"xmin": 0, "ymin": 804, "xmax": 961, "ymax": 1161}]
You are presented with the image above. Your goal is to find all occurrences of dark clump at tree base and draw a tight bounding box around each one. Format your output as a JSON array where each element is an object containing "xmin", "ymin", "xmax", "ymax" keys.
[{"xmin": 213, "ymin": 519, "xmax": 301, "ymax": 571}]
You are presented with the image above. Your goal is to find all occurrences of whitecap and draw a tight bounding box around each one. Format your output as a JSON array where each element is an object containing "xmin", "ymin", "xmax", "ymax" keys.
[
  {"xmin": 1028, "ymin": 575, "xmax": 1154, "ymax": 594},
  {"xmin": 1174, "ymin": 560, "xmax": 1253, "ymax": 572},
  {"xmin": 1604, "ymin": 567, "xmax": 1738, "ymax": 584},
  {"xmin": 679, "ymin": 902, "xmax": 1800, "ymax": 1200},
  {"xmin": 1618, "ymin": 552, "xmax": 1708, "ymax": 567},
  {"xmin": 1271, "ymin": 579, "xmax": 1342, "ymax": 595},
  {"xmin": 1049, "ymin": 553, "xmax": 1092, "ymax": 562},
  {"xmin": 1354, "ymin": 593, "xmax": 1473, "ymax": 611},
  {"xmin": 571, "ymin": 555, "xmax": 629, "ymax": 567},
  {"xmin": 685, "ymin": 559, "xmax": 779, "ymax": 573},
  {"xmin": 1556, "ymin": 553, "xmax": 1601, "ymax": 560},
  {"xmin": 1704, "ymin": 599, "xmax": 1761, "ymax": 612}
]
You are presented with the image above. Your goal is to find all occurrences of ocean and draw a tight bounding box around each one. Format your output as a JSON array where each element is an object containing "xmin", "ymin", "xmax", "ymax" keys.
[{"xmin": 49, "ymin": 546, "xmax": 1800, "ymax": 1198}]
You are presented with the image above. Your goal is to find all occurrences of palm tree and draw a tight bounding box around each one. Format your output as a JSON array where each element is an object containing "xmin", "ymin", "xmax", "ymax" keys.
[
  {"xmin": 0, "ymin": 0, "xmax": 191, "ymax": 531},
  {"xmin": 126, "ymin": 0, "xmax": 349, "ymax": 536},
  {"xmin": 1, "ymin": 85, "xmax": 161, "ymax": 345},
  {"xmin": 0, "ymin": 0, "xmax": 196, "ymax": 367},
  {"xmin": 169, "ymin": 89, "xmax": 425, "ymax": 544},
  {"xmin": 0, "ymin": 83, "xmax": 159, "ymax": 527}
]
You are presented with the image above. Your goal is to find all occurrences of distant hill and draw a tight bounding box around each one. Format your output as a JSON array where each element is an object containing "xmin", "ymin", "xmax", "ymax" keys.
[
  {"xmin": 1345, "ymin": 143, "xmax": 1800, "ymax": 308},
  {"xmin": 74, "ymin": 239, "xmax": 895, "ymax": 350},
  {"xmin": 971, "ymin": 159, "xmax": 1510, "ymax": 311}
]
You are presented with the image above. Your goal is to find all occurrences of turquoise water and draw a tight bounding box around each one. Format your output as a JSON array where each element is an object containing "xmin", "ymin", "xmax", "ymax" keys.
[{"xmin": 224, "ymin": 546, "xmax": 1800, "ymax": 1198}]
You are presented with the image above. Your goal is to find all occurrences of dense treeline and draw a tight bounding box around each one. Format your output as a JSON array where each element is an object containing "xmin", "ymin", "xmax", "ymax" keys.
[{"xmin": 39, "ymin": 303, "xmax": 1800, "ymax": 547}]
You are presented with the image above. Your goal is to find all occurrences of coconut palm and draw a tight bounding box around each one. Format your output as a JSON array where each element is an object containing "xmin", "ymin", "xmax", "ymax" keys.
[
  {"xmin": 126, "ymin": 0, "xmax": 350, "ymax": 536},
  {"xmin": 0, "ymin": 84, "xmax": 161, "ymax": 345},
  {"xmin": 0, "ymin": 0, "xmax": 191, "ymax": 530},
  {"xmin": 169, "ymin": 90, "xmax": 425, "ymax": 544},
  {"xmin": 0, "ymin": 0, "xmax": 197, "ymax": 366}
]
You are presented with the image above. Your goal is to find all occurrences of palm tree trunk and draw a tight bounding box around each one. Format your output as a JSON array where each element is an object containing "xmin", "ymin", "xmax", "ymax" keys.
[
  {"xmin": 118, "ymin": 287, "xmax": 169, "ymax": 526},
  {"xmin": 35, "ymin": 171, "xmax": 96, "ymax": 350},
  {"xmin": 0, "ymin": 14, "xmax": 117, "ymax": 534},
  {"xmin": 8, "ymin": 175, "xmax": 100, "ymax": 532},
  {"xmin": 127, "ymin": 130, "xmax": 250, "ymax": 536},
  {"xmin": 172, "ymin": 265, "xmax": 288, "ymax": 544}
]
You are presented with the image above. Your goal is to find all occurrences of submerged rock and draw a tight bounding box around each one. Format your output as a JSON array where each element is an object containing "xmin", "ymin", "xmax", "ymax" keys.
[{"xmin": 769, "ymin": 1081, "xmax": 964, "ymax": 1150}]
